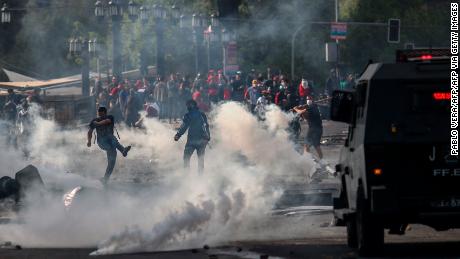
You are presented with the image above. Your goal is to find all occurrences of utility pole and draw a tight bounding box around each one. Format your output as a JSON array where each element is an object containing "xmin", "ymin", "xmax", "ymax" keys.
[
  {"xmin": 153, "ymin": 4, "xmax": 167, "ymax": 78},
  {"xmin": 139, "ymin": 5, "xmax": 149, "ymax": 77},
  {"xmin": 335, "ymin": 0, "xmax": 340, "ymax": 86},
  {"xmin": 81, "ymin": 40, "xmax": 90, "ymax": 97},
  {"xmin": 291, "ymin": 24, "xmax": 306, "ymax": 82},
  {"xmin": 95, "ymin": 0, "xmax": 124, "ymax": 83},
  {"xmin": 112, "ymin": 16, "xmax": 122, "ymax": 82},
  {"xmin": 69, "ymin": 38, "xmax": 96, "ymax": 97},
  {"xmin": 192, "ymin": 14, "xmax": 206, "ymax": 75}
]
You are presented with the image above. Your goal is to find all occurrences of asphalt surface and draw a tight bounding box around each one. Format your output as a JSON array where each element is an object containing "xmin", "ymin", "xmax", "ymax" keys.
[
  {"xmin": 2, "ymin": 120, "xmax": 460, "ymax": 258},
  {"xmin": 2, "ymin": 229, "xmax": 460, "ymax": 258}
]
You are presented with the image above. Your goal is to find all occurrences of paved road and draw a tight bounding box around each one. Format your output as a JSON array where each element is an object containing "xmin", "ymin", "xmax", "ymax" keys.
[
  {"xmin": 2, "ymin": 226, "xmax": 460, "ymax": 258},
  {"xmin": 2, "ymin": 120, "xmax": 460, "ymax": 258}
]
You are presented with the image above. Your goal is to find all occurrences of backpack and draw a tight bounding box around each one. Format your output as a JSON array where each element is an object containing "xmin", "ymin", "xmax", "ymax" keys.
[{"xmin": 199, "ymin": 113, "xmax": 210, "ymax": 141}]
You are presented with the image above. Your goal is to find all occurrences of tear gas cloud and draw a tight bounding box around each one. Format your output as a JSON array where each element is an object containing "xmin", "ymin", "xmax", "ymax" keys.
[{"xmin": 0, "ymin": 102, "xmax": 316, "ymax": 254}]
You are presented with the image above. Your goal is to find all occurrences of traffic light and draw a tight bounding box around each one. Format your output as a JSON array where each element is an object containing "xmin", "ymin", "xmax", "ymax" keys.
[{"xmin": 388, "ymin": 19, "xmax": 400, "ymax": 43}]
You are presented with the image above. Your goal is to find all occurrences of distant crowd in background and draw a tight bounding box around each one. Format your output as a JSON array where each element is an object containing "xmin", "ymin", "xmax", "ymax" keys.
[
  {"xmin": 1, "ymin": 88, "xmax": 43, "ymax": 153},
  {"xmin": 0, "ymin": 67, "xmax": 356, "ymax": 156},
  {"xmin": 0, "ymin": 67, "xmax": 358, "ymax": 140},
  {"xmin": 91, "ymin": 68, "xmax": 357, "ymax": 127}
]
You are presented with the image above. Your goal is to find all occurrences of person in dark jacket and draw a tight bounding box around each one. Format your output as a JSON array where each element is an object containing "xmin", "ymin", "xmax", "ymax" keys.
[
  {"xmin": 87, "ymin": 107, "xmax": 131, "ymax": 184},
  {"xmin": 231, "ymin": 73, "xmax": 245, "ymax": 102},
  {"xmin": 178, "ymin": 76, "xmax": 192, "ymax": 115},
  {"xmin": 124, "ymin": 89, "xmax": 140, "ymax": 127},
  {"xmin": 174, "ymin": 100, "xmax": 210, "ymax": 173},
  {"xmin": 167, "ymin": 73, "xmax": 180, "ymax": 122},
  {"xmin": 325, "ymin": 69, "xmax": 339, "ymax": 97},
  {"xmin": 7, "ymin": 89, "xmax": 23, "ymax": 105},
  {"xmin": 293, "ymin": 97, "xmax": 323, "ymax": 160}
]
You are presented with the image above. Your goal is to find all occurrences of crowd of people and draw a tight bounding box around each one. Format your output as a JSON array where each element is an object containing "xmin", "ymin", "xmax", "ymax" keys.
[
  {"xmin": 2, "ymin": 67, "xmax": 356, "ymax": 182},
  {"xmin": 92, "ymin": 68, "xmax": 356, "ymax": 128},
  {"xmin": 86, "ymin": 68, "xmax": 356, "ymax": 179},
  {"xmin": 2, "ymin": 88, "xmax": 43, "ymax": 150}
]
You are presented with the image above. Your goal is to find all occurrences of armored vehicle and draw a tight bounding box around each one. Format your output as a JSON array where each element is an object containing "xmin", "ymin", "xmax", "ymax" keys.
[{"xmin": 331, "ymin": 49, "xmax": 455, "ymax": 255}]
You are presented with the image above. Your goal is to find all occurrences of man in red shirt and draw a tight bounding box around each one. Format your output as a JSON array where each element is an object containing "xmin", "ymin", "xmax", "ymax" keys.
[{"xmin": 298, "ymin": 78, "xmax": 312, "ymax": 105}]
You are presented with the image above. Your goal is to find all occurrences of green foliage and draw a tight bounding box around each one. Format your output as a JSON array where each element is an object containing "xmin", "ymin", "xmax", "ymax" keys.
[
  {"xmin": 340, "ymin": 0, "xmax": 450, "ymax": 71},
  {"xmin": 0, "ymin": 0, "xmax": 452, "ymax": 87}
]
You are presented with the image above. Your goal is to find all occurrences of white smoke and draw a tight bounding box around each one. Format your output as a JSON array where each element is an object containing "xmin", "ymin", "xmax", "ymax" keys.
[{"xmin": 0, "ymin": 101, "xmax": 316, "ymax": 254}]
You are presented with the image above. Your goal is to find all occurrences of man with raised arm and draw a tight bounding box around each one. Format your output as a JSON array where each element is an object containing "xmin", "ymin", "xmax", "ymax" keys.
[{"xmin": 87, "ymin": 106, "xmax": 131, "ymax": 184}]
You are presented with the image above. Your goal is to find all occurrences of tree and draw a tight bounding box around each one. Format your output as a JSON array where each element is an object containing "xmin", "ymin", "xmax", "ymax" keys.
[
  {"xmin": 340, "ymin": 0, "xmax": 450, "ymax": 72},
  {"xmin": 0, "ymin": 0, "xmax": 452, "ymax": 87}
]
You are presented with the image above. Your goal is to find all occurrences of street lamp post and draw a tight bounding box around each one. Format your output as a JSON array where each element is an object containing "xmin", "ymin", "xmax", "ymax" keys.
[
  {"xmin": 334, "ymin": 0, "xmax": 340, "ymax": 85},
  {"xmin": 221, "ymin": 29, "xmax": 230, "ymax": 76},
  {"xmin": 89, "ymin": 38, "xmax": 102, "ymax": 80},
  {"xmin": 221, "ymin": 29, "xmax": 229, "ymax": 76},
  {"xmin": 81, "ymin": 39, "xmax": 90, "ymax": 97},
  {"xmin": 127, "ymin": 0, "xmax": 139, "ymax": 22},
  {"xmin": 192, "ymin": 13, "xmax": 207, "ymax": 75},
  {"xmin": 1, "ymin": 3, "xmax": 11, "ymax": 24},
  {"xmin": 69, "ymin": 38, "xmax": 99, "ymax": 96},
  {"xmin": 94, "ymin": 0, "xmax": 124, "ymax": 83},
  {"xmin": 139, "ymin": 5, "xmax": 149, "ymax": 77},
  {"xmin": 109, "ymin": 0, "xmax": 123, "ymax": 83},
  {"xmin": 179, "ymin": 14, "xmax": 189, "ymax": 30},
  {"xmin": 94, "ymin": 0, "xmax": 104, "ymax": 22},
  {"xmin": 192, "ymin": 14, "xmax": 200, "ymax": 75},
  {"xmin": 170, "ymin": 4, "xmax": 180, "ymax": 24},
  {"xmin": 153, "ymin": 4, "xmax": 167, "ymax": 78},
  {"xmin": 221, "ymin": 29, "xmax": 236, "ymax": 76},
  {"xmin": 207, "ymin": 13, "xmax": 220, "ymax": 71},
  {"xmin": 118, "ymin": 2, "xmax": 180, "ymax": 78}
]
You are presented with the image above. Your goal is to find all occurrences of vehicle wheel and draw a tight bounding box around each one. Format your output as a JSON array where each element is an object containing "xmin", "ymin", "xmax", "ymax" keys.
[
  {"xmin": 347, "ymin": 214, "xmax": 358, "ymax": 248},
  {"xmin": 356, "ymin": 187, "xmax": 384, "ymax": 256}
]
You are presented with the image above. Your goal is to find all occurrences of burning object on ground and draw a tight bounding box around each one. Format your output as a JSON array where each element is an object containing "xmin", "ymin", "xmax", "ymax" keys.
[{"xmin": 62, "ymin": 186, "xmax": 106, "ymax": 213}]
